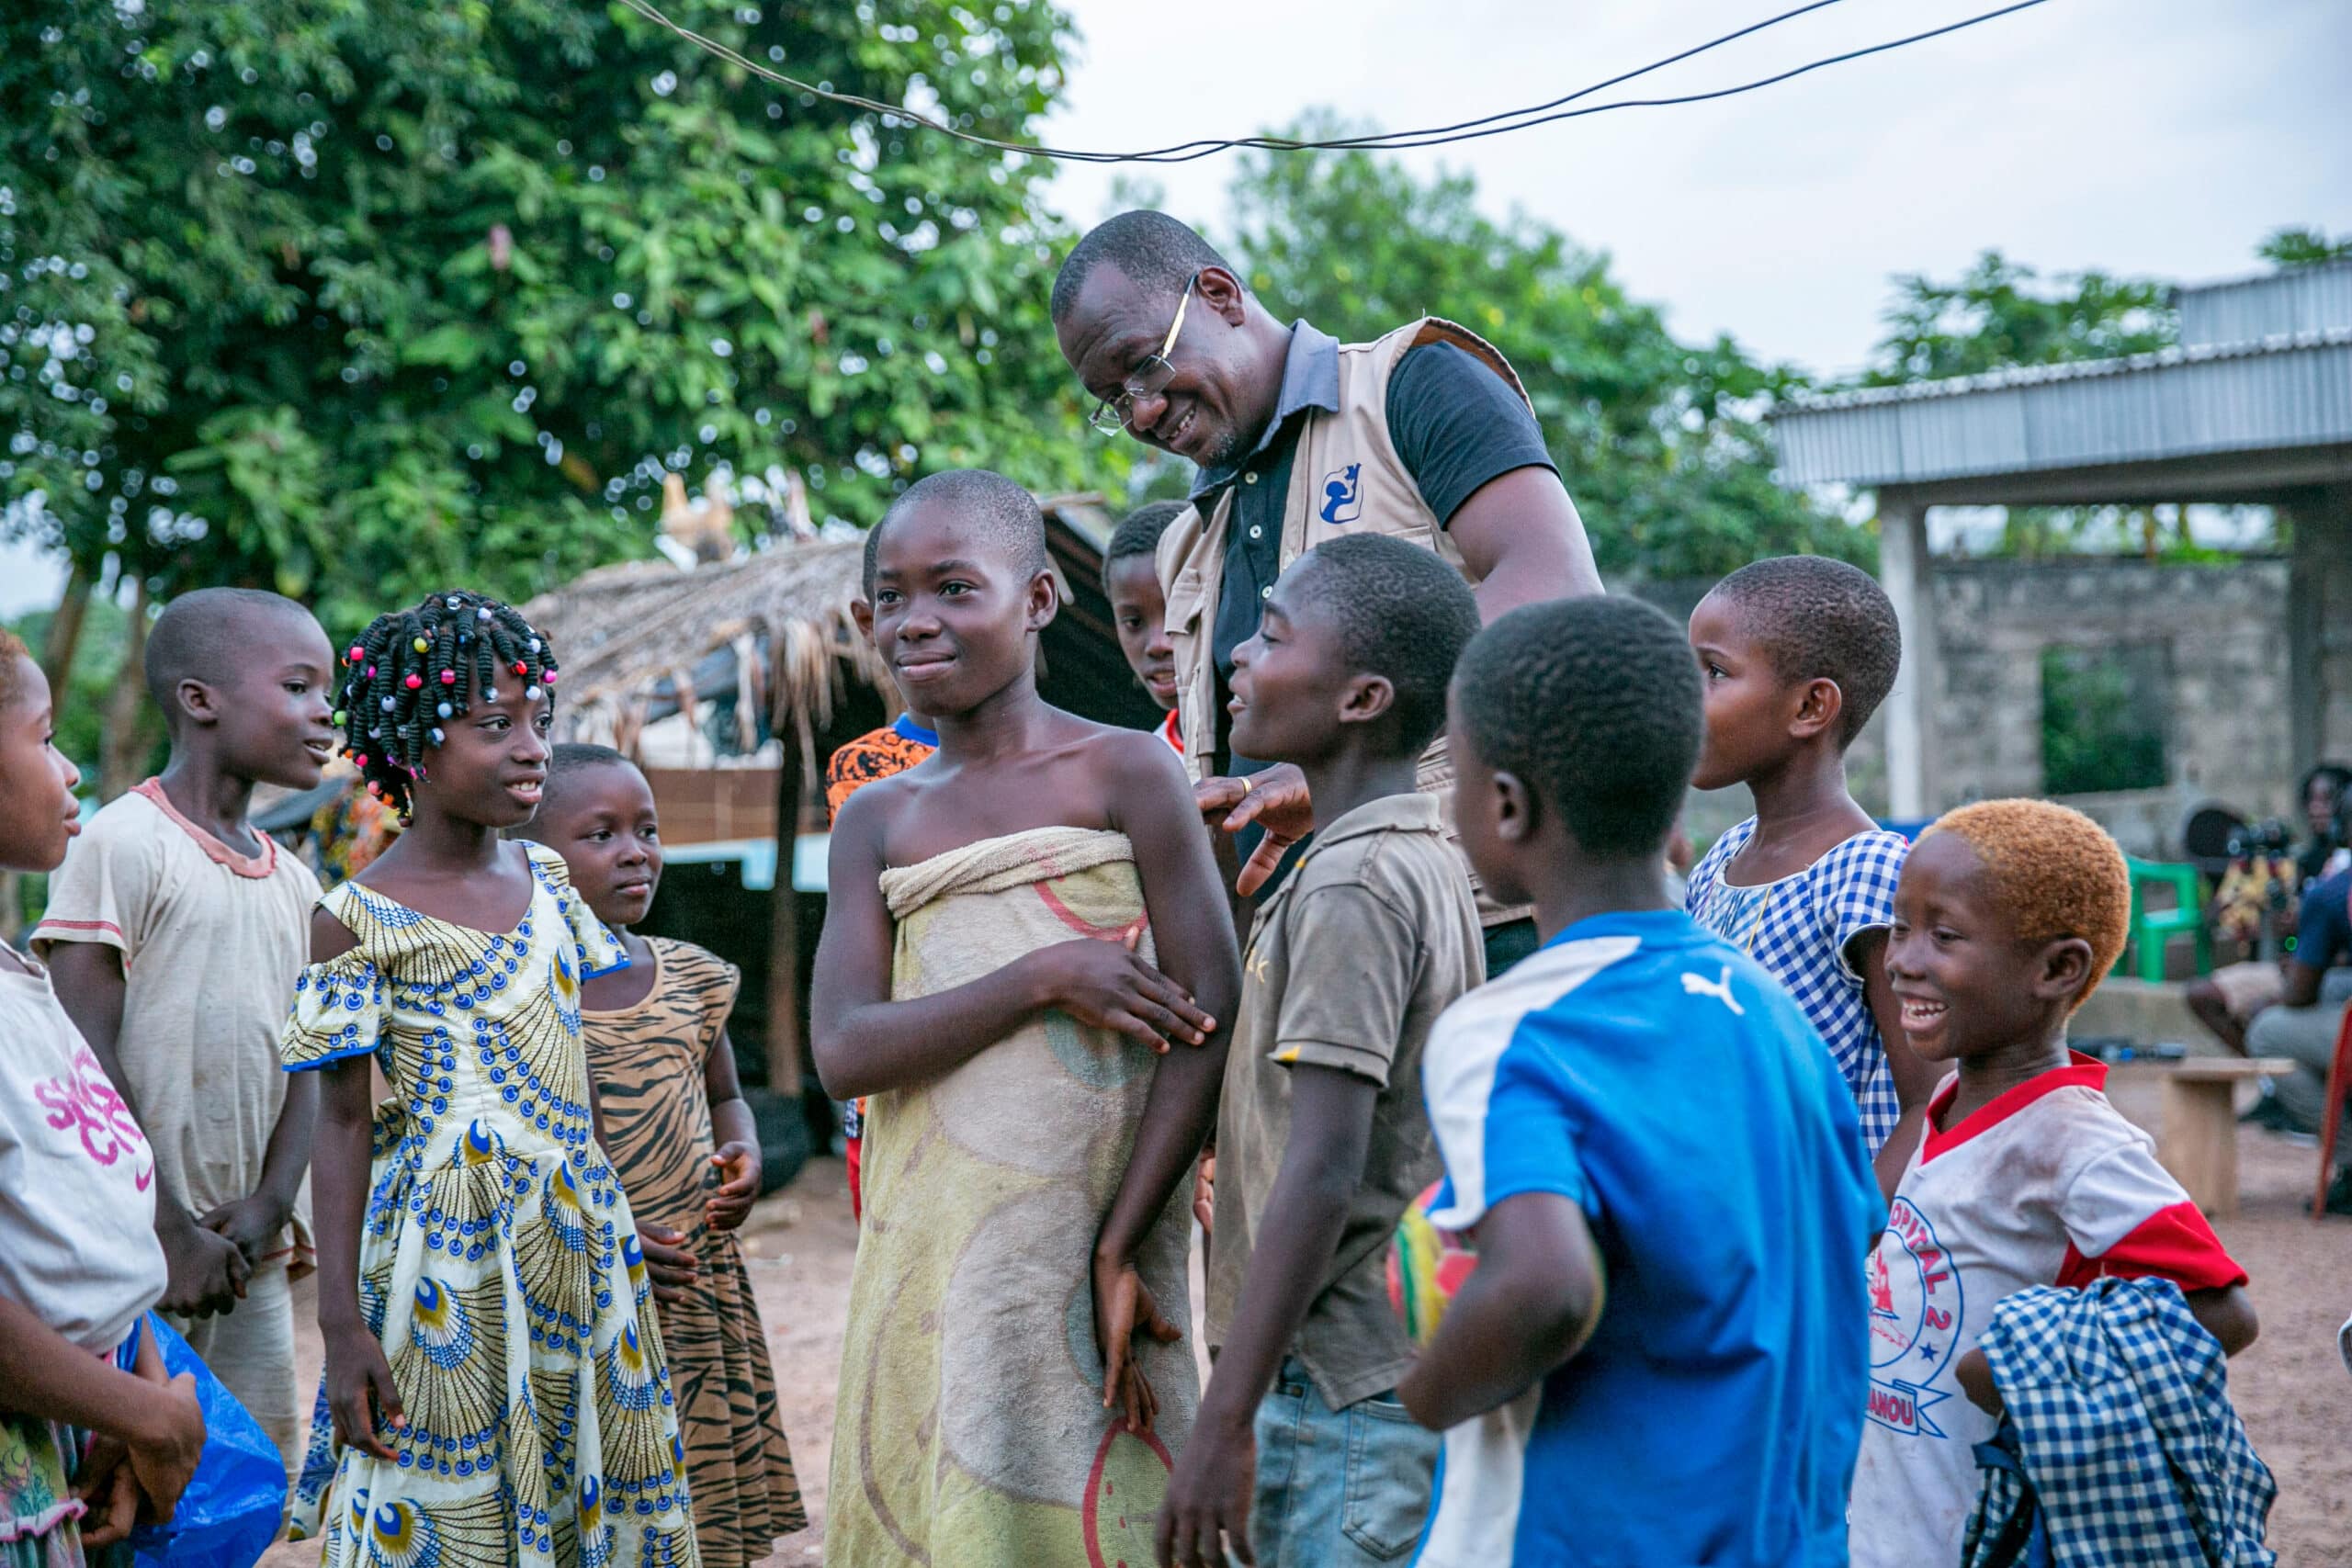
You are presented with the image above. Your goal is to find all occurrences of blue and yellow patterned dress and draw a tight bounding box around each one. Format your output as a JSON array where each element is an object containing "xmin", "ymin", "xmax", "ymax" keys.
[{"xmin": 280, "ymin": 843, "xmax": 699, "ymax": 1568}]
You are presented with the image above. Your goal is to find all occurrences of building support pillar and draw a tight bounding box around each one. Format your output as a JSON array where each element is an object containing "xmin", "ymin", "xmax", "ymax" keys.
[
  {"xmin": 1877, "ymin": 491, "xmax": 1939, "ymax": 820},
  {"xmin": 2286, "ymin": 483, "xmax": 2352, "ymax": 774}
]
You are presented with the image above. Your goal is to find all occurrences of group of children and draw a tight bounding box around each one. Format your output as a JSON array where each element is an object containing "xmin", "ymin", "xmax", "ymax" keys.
[
  {"xmin": 808, "ymin": 473, "xmax": 2266, "ymax": 1567},
  {"xmin": 0, "ymin": 463, "xmax": 2269, "ymax": 1568},
  {"xmin": 1, "ymin": 588, "xmax": 800, "ymax": 1567}
]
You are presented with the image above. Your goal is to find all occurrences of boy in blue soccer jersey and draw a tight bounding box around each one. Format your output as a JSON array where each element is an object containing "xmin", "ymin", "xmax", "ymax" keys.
[{"xmin": 1398, "ymin": 596, "xmax": 1878, "ymax": 1568}]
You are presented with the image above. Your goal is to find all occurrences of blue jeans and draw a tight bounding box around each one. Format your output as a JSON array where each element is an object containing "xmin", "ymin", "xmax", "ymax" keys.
[{"xmin": 1242, "ymin": 1358, "xmax": 1440, "ymax": 1566}]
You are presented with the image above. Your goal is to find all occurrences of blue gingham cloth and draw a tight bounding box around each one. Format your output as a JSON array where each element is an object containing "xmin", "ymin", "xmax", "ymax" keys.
[
  {"xmin": 1685, "ymin": 820, "xmax": 1908, "ymax": 1150},
  {"xmin": 1965, "ymin": 1277, "xmax": 2276, "ymax": 1568}
]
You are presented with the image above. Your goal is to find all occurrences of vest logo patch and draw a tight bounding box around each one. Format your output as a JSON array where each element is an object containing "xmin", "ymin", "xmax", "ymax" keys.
[
  {"xmin": 1865, "ymin": 1197, "xmax": 1962, "ymax": 1439},
  {"xmin": 1317, "ymin": 462, "xmax": 1363, "ymax": 525}
]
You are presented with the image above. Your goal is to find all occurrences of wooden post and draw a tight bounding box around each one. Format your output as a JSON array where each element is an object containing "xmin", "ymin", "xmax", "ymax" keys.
[{"xmin": 765, "ymin": 732, "xmax": 805, "ymax": 1098}]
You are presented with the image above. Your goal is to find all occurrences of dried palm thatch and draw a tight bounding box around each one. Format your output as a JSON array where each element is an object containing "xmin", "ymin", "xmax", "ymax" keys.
[
  {"xmin": 522, "ymin": 536, "xmax": 884, "ymax": 774},
  {"xmin": 522, "ymin": 493, "xmax": 1120, "ymax": 778}
]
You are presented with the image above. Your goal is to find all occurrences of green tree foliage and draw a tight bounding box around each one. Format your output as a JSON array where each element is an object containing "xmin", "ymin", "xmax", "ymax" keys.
[
  {"xmin": 1218, "ymin": 122, "xmax": 1865, "ymax": 580},
  {"xmin": 1861, "ymin": 251, "xmax": 2175, "ymax": 386},
  {"xmin": 2257, "ymin": 227, "xmax": 2352, "ymax": 266},
  {"xmin": 1, "ymin": 0, "xmax": 1114, "ymax": 635}
]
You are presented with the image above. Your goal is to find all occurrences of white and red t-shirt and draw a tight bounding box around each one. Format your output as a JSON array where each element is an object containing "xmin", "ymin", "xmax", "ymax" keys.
[
  {"xmin": 1848, "ymin": 1054, "xmax": 2245, "ymax": 1566},
  {"xmin": 1157, "ymin": 709, "xmax": 1183, "ymax": 757}
]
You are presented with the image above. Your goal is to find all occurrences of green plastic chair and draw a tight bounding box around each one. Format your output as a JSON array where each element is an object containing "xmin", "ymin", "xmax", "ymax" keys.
[{"xmin": 2126, "ymin": 856, "xmax": 2211, "ymax": 983}]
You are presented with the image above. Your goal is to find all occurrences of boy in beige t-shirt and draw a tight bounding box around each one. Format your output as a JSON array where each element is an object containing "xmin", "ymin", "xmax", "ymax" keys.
[{"xmin": 36, "ymin": 588, "xmax": 339, "ymax": 1478}]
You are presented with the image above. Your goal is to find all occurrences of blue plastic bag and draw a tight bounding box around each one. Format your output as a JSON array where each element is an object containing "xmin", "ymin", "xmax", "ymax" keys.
[{"xmin": 109, "ymin": 1314, "xmax": 287, "ymax": 1568}]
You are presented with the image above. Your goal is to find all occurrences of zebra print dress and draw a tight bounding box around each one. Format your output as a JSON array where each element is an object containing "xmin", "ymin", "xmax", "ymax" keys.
[{"xmin": 582, "ymin": 939, "xmax": 806, "ymax": 1566}]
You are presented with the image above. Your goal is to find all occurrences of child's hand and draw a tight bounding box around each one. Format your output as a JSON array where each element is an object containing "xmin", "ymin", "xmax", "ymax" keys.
[
  {"xmin": 322, "ymin": 1324, "xmax": 406, "ymax": 1461},
  {"xmin": 1955, "ymin": 1348, "xmax": 2002, "ymax": 1416},
  {"xmin": 119, "ymin": 1363, "xmax": 207, "ymax": 1523},
  {"xmin": 1197, "ymin": 763, "xmax": 1311, "ymax": 898},
  {"xmin": 74, "ymin": 1437, "xmax": 141, "ymax": 1548},
  {"xmin": 639, "ymin": 1225, "xmax": 700, "ymax": 1304},
  {"xmin": 705, "ymin": 1143, "xmax": 761, "ymax": 1232},
  {"xmin": 197, "ymin": 1194, "xmax": 289, "ymax": 1268},
  {"xmin": 1158, "ymin": 1403, "xmax": 1259, "ymax": 1567},
  {"xmin": 1032, "ymin": 930, "xmax": 1216, "ymax": 1054},
  {"xmin": 1092, "ymin": 1255, "xmax": 1182, "ymax": 1434},
  {"xmin": 158, "ymin": 1216, "xmax": 250, "ymax": 1318},
  {"xmin": 1192, "ymin": 1153, "xmax": 1216, "ymax": 1235}
]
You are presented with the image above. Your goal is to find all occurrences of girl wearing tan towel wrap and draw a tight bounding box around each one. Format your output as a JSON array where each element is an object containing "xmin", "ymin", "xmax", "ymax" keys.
[{"xmin": 812, "ymin": 470, "xmax": 1240, "ymax": 1567}]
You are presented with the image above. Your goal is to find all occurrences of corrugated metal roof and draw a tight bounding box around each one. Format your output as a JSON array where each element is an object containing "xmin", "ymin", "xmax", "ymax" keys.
[
  {"xmin": 1773, "ymin": 331, "xmax": 2352, "ymax": 487},
  {"xmin": 2177, "ymin": 259, "xmax": 2352, "ymax": 346}
]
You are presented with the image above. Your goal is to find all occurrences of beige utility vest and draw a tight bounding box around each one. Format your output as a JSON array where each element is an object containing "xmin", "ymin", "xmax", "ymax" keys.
[{"xmin": 1154, "ymin": 316, "xmax": 1534, "ymax": 926}]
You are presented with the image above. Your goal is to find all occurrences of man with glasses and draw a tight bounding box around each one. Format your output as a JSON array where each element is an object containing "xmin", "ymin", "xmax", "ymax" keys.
[{"xmin": 1052, "ymin": 209, "xmax": 1600, "ymax": 977}]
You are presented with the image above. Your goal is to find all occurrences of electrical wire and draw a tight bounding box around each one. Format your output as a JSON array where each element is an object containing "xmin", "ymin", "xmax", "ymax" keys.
[{"xmin": 614, "ymin": 0, "xmax": 2050, "ymax": 164}]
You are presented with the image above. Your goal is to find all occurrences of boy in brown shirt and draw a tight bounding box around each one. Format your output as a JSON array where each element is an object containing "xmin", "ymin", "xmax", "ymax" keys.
[{"xmin": 1093, "ymin": 535, "xmax": 1485, "ymax": 1568}]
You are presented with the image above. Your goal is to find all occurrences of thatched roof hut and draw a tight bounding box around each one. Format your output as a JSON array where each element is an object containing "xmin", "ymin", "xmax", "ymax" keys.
[{"xmin": 524, "ymin": 492, "xmax": 1153, "ymax": 779}]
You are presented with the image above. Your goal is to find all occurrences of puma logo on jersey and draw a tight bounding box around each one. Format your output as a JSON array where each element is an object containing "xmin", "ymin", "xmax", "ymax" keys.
[{"xmin": 1681, "ymin": 965, "xmax": 1745, "ymax": 1015}]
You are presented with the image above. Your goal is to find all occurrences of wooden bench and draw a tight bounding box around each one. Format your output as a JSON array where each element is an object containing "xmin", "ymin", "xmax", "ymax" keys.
[{"xmin": 2157, "ymin": 1057, "xmax": 2298, "ymax": 1218}]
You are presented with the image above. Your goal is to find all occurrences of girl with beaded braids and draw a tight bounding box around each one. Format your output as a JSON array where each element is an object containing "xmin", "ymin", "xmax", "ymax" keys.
[{"xmin": 280, "ymin": 590, "xmax": 701, "ymax": 1568}]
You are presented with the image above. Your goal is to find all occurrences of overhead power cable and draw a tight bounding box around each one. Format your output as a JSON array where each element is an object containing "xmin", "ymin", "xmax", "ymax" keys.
[{"xmin": 614, "ymin": 0, "xmax": 2050, "ymax": 164}]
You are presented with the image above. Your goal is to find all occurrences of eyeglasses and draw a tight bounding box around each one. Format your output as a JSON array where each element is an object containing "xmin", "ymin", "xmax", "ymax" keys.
[{"xmin": 1088, "ymin": 273, "xmax": 1195, "ymax": 435}]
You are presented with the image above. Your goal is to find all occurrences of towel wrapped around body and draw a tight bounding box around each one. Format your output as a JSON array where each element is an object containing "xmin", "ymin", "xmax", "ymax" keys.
[{"xmin": 827, "ymin": 827, "xmax": 1197, "ymax": 1568}]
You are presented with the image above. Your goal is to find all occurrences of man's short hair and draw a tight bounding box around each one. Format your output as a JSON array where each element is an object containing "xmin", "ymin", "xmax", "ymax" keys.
[
  {"xmin": 1453, "ymin": 596, "xmax": 1702, "ymax": 858},
  {"xmin": 1102, "ymin": 501, "xmax": 1189, "ymax": 588},
  {"xmin": 1924, "ymin": 799, "xmax": 2130, "ymax": 1011},
  {"xmin": 1708, "ymin": 556, "xmax": 1901, "ymax": 747},
  {"xmin": 865, "ymin": 470, "xmax": 1048, "ymax": 595},
  {"xmin": 1290, "ymin": 535, "xmax": 1479, "ymax": 758},
  {"xmin": 144, "ymin": 587, "xmax": 315, "ymax": 716},
  {"xmin": 1051, "ymin": 210, "xmax": 1234, "ymax": 324}
]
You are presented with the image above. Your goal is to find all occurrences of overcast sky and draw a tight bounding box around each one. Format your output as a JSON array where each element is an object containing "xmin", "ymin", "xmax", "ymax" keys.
[
  {"xmin": 6, "ymin": 0, "xmax": 2346, "ymax": 616},
  {"xmin": 1043, "ymin": 0, "xmax": 2351, "ymax": 375}
]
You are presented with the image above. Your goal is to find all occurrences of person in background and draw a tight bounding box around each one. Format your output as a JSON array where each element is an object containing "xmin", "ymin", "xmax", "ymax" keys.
[
  {"xmin": 1683, "ymin": 556, "xmax": 1937, "ymax": 1193},
  {"xmin": 37, "ymin": 588, "xmax": 334, "ymax": 1483},
  {"xmin": 1102, "ymin": 536, "xmax": 1484, "ymax": 1568},
  {"xmin": 0, "ymin": 627, "xmax": 207, "ymax": 1564},
  {"xmin": 820, "ymin": 521, "xmax": 945, "ymax": 1221},
  {"xmin": 1848, "ymin": 800, "xmax": 2256, "ymax": 1568},
  {"xmin": 1403, "ymin": 596, "xmax": 1874, "ymax": 1567},
  {"xmin": 1103, "ymin": 499, "xmax": 1190, "ymax": 758},
  {"xmin": 2188, "ymin": 761, "xmax": 2352, "ymax": 1064},
  {"xmin": 524, "ymin": 744, "xmax": 807, "ymax": 1566},
  {"xmin": 1053, "ymin": 209, "xmax": 1602, "ymax": 978},
  {"xmin": 2242, "ymin": 840, "xmax": 2352, "ymax": 1212}
]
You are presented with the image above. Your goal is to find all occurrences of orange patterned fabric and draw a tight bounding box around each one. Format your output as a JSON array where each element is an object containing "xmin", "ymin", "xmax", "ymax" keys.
[{"xmin": 823, "ymin": 723, "xmax": 936, "ymax": 825}]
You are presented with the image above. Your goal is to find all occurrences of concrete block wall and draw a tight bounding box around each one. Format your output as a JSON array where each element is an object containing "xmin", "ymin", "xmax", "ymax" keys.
[{"xmin": 1925, "ymin": 557, "xmax": 2296, "ymax": 848}]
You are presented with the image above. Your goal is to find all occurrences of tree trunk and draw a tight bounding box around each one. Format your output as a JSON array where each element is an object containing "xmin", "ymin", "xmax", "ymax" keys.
[
  {"xmin": 40, "ymin": 558, "xmax": 93, "ymax": 697},
  {"xmin": 98, "ymin": 578, "xmax": 153, "ymax": 803},
  {"xmin": 764, "ymin": 741, "xmax": 806, "ymax": 1099}
]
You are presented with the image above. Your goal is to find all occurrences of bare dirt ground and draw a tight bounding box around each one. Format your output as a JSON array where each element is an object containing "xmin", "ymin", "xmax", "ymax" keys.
[{"xmin": 263, "ymin": 1070, "xmax": 2350, "ymax": 1565}]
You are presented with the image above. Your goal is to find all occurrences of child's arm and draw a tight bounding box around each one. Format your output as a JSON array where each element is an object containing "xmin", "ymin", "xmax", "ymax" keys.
[
  {"xmin": 1396, "ymin": 1191, "xmax": 1607, "ymax": 1431},
  {"xmin": 1853, "ymin": 929, "xmax": 1939, "ymax": 1201},
  {"xmin": 1085, "ymin": 744, "xmax": 1242, "ymax": 1426},
  {"xmin": 0, "ymin": 1305, "xmax": 205, "ymax": 1535},
  {"xmin": 809, "ymin": 786, "xmax": 1217, "ymax": 1101},
  {"xmin": 47, "ymin": 943, "xmax": 250, "ymax": 1318},
  {"xmin": 303, "ymin": 910, "xmax": 404, "ymax": 1460},
  {"xmin": 1956, "ymin": 1283, "xmax": 2256, "ymax": 1414},
  {"xmin": 1156, "ymin": 1064, "xmax": 1372, "ymax": 1568},
  {"xmin": 703, "ymin": 1028, "xmax": 761, "ymax": 1233}
]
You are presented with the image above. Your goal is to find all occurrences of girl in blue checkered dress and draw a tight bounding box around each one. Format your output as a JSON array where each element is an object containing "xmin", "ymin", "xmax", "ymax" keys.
[{"xmin": 1685, "ymin": 558, "xmax": 1940, "ymax": 1191}]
